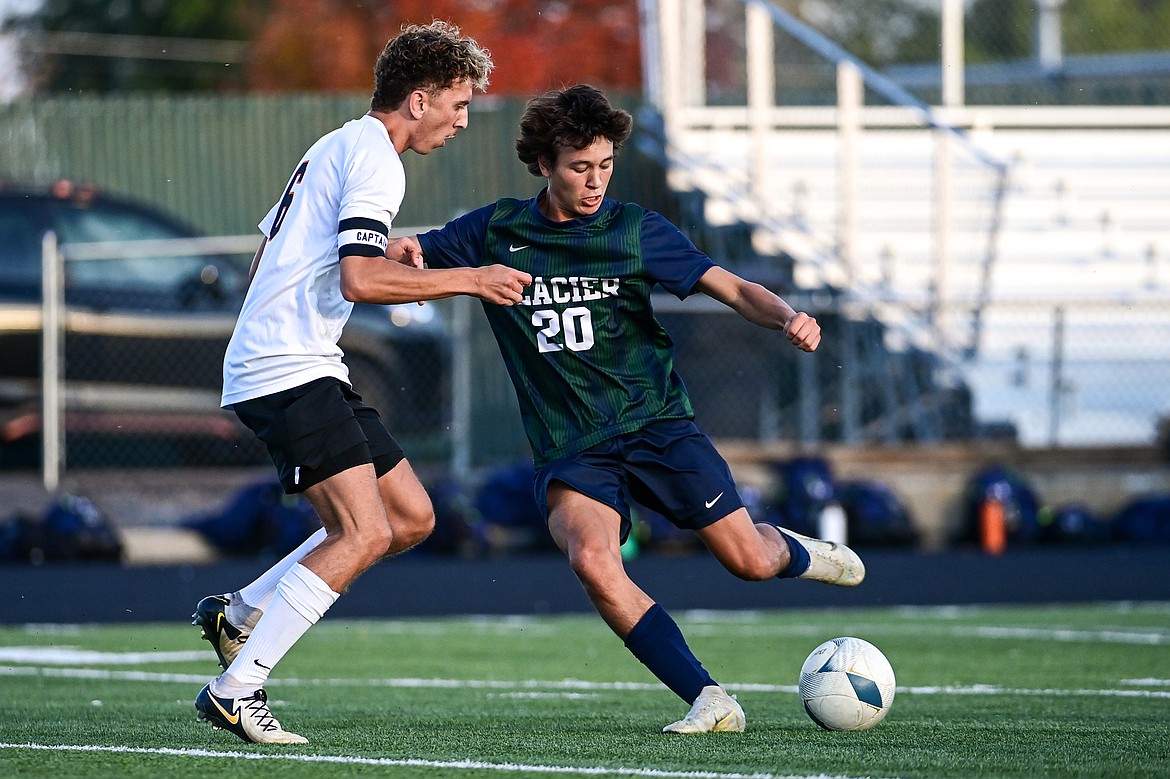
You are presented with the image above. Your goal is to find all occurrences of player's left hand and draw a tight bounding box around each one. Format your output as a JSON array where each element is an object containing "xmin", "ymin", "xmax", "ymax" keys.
[{"xmin": 785, "ymin": 311, "xmax": 821, "ymax": 352}]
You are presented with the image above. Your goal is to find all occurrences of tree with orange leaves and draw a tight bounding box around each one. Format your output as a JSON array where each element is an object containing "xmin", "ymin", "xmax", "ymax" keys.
[{"xmin": 248, "ymin": 0, "xmax": 643, "ymax": 95}]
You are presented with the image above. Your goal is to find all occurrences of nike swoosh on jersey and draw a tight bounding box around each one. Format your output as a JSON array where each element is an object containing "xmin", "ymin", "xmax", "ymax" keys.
[
  {"xmin": 508, "ymin": 244, "xmax": 530, "ymax": 252},
  {"xmin": 705, "ymin": 492, "xmax": 724, "ymax": 509}
]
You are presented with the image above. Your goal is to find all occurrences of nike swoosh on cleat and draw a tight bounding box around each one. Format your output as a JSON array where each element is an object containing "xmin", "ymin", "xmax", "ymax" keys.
[
  {"xmin": 508, "ymin": 244, "xmax": 530, "ymax": 252},
  {"xmin": 254, "ymin": 659, "xmax": 272, "ymax": 670},
  {"xmin": 712, "ymin": 710, "xmax": 737, "ymax": 731},
  {"xmin": 210, "ymin": 695, "xmax": 241, "ymax": 725},
  {"xmin": 705, "ymin": 492, "xmax": 724, "ymax": 509}
]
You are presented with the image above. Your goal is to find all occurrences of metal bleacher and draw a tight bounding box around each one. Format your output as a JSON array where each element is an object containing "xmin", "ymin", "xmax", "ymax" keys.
[{"xmin": 640, "ymin": 0, "xmax": 1170, "ymax": 447}]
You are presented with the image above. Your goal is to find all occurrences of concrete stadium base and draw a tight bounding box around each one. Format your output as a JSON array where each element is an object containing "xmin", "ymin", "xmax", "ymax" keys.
[{"xmin": 2, "ymin": 546, "xmax": 1168, "ymax": 625}]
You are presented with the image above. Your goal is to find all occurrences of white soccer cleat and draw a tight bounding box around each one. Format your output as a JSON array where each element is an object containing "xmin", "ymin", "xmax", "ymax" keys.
[
  {"xmin": 662, "ymin": 685, "xmax": 746, "ymax": 734},
  {"xmin": 195, "ymin": 684, "xmax": 308, "ymax": 744},
  {"xmin": 784, "ymin": 529, "xmax": 866, "ymax": 587}
]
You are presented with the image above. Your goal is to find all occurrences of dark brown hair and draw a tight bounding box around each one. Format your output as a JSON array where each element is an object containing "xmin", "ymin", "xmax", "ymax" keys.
[{"xmin": 515, "ymin": 85, "xmax": 633, "ymax": 177}]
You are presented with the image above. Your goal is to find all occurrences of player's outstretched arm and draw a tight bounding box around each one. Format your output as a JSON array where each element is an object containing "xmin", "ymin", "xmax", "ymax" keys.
[
  {"xmin": 695, "ymin": 266, "xmax": 821, "ymax": 352},
  {"xmin": 340, "ymin": 247, "xmax": 530, "ymax": 306}
]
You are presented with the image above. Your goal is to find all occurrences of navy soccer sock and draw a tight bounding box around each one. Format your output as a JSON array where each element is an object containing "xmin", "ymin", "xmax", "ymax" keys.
[
  {"xmin": 776, "ymin": 527, "xmax": 812, "ymax": 579},
  {"xmin": 623, "ymin": 603, "xmax": 716, "ymax": 704}
]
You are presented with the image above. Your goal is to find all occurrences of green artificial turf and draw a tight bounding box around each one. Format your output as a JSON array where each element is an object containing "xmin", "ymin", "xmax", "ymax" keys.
[{"xmin": 1, "ymin": 603, "xmax": 1168, "ymax": 778}]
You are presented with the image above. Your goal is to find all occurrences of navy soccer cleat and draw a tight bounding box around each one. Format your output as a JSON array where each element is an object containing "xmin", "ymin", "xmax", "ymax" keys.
[{"xmin": 191, "ymin": 594, "xmax": 255, "ymax": 670}]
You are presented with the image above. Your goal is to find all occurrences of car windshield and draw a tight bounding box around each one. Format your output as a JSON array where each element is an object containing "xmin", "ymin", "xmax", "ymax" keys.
[
  {"xmin": 53, "ymin": 201, "xmax": 233, "ymax": 293},
  {"xmin": 0, "ymin": 205, "xmax": 42, "ymax": 289}
]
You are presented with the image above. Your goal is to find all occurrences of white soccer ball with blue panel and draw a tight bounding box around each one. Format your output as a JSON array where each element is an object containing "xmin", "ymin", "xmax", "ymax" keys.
[{"xmin": 798, "ymin": 636, "xmax": 895, "ymax": 731}]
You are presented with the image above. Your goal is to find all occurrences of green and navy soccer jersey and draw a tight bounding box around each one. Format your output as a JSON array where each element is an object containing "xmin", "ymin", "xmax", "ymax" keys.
[{"xmin": 418, "ymin": 194, "xmax": 714, "ymax": 466}]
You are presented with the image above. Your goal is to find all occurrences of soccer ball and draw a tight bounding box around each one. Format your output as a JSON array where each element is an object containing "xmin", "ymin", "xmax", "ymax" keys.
[{"xmin": 798, "ymin": 636, "xmax": 896, "ymax": 731}]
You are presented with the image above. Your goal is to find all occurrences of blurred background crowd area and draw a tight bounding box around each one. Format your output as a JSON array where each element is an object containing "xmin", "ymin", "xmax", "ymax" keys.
[
  {"xmin": 1, "ymin": 0, "xmax": 1168, "ymax": 564},
  {"xmin": 3, "ymin": 0, "xmax": 1169, "ymax": 104}
]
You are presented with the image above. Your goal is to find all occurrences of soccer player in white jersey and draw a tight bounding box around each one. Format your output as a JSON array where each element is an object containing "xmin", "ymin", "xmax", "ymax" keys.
[{"xmin": 191, "ymin": 21, "xmax": 531, "ymax": 745}]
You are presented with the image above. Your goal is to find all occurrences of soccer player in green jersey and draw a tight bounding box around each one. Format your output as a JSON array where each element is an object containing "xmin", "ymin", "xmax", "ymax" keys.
[{"xmin": 396, "ymin": 84, "xmax": 866, "ymax": 733}]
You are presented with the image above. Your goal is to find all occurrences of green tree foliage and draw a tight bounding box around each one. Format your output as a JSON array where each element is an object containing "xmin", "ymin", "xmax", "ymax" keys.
[
  {"xmin": 5, "ymin": 0, "xmax": 264, "ymax": 93},
  {"xmin": 1060, "ymin": 0, "xmax": 1170, "ymax": 53},
  {"xmin": 963, "ymin": 0, "xmax": 1170, "ymax": 64},
  {"xmin": 778, "ymin": 0, "xmax": 941, "ymax": 66},
  {"xmin": 966, "ymin": 0, "xmax": 1035, "ymax": 63},
  {"xmin": 781, "ymin": 0, "xmax": 1170, "ymax": 66}
]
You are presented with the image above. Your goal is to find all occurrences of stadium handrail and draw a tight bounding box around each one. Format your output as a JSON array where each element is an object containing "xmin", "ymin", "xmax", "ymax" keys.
[{"xmin": 747, "ymin": 0, "xmax": 1008, "ymax": 174}]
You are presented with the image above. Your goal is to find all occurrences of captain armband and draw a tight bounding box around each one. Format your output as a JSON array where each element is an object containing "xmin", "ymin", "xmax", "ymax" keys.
[{"xmin": 338, "ymin": 217, "xmax": 390, "ymax": 258}]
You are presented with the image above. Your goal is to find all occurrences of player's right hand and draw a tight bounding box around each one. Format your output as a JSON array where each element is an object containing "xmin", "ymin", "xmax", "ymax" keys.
[
  {"xmin": 785, "ymin": 311, "xmax": 821, "ymax": 352},
  {"xmin": 478, "ymin": 265, "xmax": 532, "ymax": 305},
  {"xmin": 386, "ymin": 236, "xmax": 424, "ymax": 268}
]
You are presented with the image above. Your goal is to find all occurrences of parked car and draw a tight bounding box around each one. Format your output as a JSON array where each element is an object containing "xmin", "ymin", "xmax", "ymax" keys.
[{"xmin": 0, "ymin": 182, "xmax": 448, "ymax": 468}]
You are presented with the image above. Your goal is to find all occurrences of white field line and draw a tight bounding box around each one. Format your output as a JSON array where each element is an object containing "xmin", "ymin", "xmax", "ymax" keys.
[
  {"xmin": 0, "ymin": 742, "xmax": 882, "ymax": 779},
  {"xmin": 888, "ymin": 603, "xmax": 1170, "ymax": 617},
  {"xmin": 953, "ymin": 626, "xmax": 1170, "ymax": 644},
  {"xmin": 2, "ymin": 665, "xmax": 1169, "ymax": 699},
  {"xmin": 14, "ymin": 620, "xmax": 1170, "ymax": 647},
  {"xmin": 680, "ymin": 623, "xmax": 1170, "ymax": 645},
  {"xmin": 1121, "ymin": 678, "xmax": 1170, "ymax": 686},
  {"xmin": 0, "ymin": 647, "xmax": 207, "ymax": 664}
]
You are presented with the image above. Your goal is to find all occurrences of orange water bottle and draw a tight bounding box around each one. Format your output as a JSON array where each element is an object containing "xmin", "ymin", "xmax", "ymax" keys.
[{"xmin": 979, "ymin": 498, "xmax": 1007, "ymax": 555}]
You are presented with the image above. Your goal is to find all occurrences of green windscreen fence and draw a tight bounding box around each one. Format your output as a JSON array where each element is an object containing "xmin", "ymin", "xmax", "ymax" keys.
[{"xmin": 0, "ymin": 94, "xmax": 552, "ymax": 236}]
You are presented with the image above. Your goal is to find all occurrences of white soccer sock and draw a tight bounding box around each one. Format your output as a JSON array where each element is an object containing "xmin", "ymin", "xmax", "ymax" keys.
[
  {"xmin": 237, "ymin": 527, "xmax": 328, "ymax": 612},
  {"xmin": 223, "ymin": 593, "xmax": 262, "ymax": 631},
  {"xmin": 214, "ymin": 563, "xmax": 339, "ymax": 697}
]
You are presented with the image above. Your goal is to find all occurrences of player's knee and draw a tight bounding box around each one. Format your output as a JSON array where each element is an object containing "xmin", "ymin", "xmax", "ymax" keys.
[
  {"xmin": 394, "ymin": 506, "xmax": 435, "ymax": 550},
  {"xmin": 567, "ymin": 543, "xmax": 623, "ymax": 590},
  {"xmin": 322, "ymin": 527, "xmax": 391, "ymax": 571},
  {"xmin": 350, "ymin": 522, "xmax": 395, "ymax": 562}
]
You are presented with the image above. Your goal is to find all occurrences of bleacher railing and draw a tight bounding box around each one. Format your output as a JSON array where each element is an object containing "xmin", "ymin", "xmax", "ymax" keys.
[{"xmin": 637, "ymin": 0, "xmax": 1170, "ymax": 448}]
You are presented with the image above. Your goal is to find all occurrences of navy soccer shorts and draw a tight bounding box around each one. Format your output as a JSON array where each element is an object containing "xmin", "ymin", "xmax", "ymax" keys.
[
  {"xmin": 231, "ymin": 376, "xmax": 404, "ymax": 494},
  {"xmin": 534, "ymin": 418, "xmax": 745, "ymax": 542}
]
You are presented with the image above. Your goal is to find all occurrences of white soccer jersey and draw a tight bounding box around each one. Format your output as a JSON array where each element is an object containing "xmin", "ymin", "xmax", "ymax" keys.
[{"xmin": 222, "ymin": 115, "xmax": 404, "ymax": 406}]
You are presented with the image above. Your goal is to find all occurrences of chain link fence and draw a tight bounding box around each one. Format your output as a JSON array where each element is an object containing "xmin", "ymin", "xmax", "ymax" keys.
[
  {"xmin": 963, "ymin": 299, "xmax": 1170, "ymax": 447},
  {"xmin": 2, "ymin": 225, "xmax": 453, "ymax": 480}
]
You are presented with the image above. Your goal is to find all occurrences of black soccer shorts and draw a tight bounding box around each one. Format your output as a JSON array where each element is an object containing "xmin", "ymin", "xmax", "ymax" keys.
[
  {"xmin": 231, "ymin": 376, "xmax": 403, "ymax": 493},
  {"xmin": 534, "ymin": 418, "xmax": 745, "ymax": 543}
]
